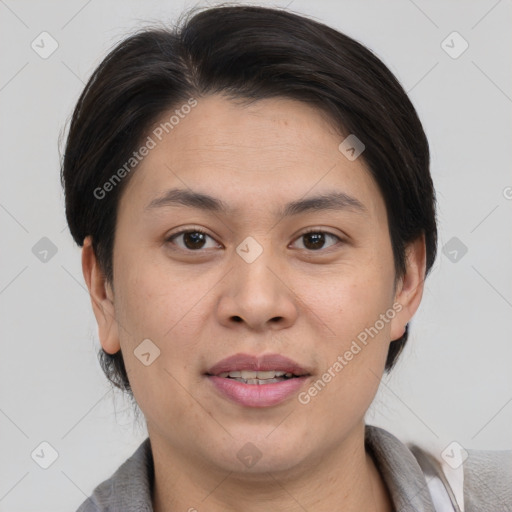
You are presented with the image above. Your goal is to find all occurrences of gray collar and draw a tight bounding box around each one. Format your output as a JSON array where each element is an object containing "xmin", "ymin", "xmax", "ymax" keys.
[{"xmin": 365, "ymin": 425, "xmax": 436, "ymax": 512}]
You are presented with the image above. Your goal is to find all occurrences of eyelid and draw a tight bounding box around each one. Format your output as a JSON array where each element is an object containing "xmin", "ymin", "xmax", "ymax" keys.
[{"xmin": 298, "ymin": 227, "xmax": 343, "ymax": 238}]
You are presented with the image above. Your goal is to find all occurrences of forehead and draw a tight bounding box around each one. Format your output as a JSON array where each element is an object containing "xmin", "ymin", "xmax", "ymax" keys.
[{"xmin": 118, "ymin": 94, "xmax": 385, "ymax": 221}]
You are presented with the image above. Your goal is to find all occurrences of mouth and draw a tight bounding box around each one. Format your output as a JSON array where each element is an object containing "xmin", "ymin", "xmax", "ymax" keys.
[
  {"xmin": 205, "ymin": 353, "xmax": 312, "ymax": 407},
  {"xmin": 205, "ymin": 353, "xmax": 310, "ymax": 380},
  {"xmin": 213, "ymin": 370, "xmax": 301, "ymax": 385}
]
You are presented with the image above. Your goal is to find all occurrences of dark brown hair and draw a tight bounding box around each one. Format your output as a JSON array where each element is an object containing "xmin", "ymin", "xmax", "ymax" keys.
[{"xmin": 61, "ymin": 4, "xmax": 437, "ymax": 396}]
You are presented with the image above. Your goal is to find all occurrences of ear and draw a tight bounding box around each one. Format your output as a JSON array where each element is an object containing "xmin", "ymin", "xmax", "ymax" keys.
[
  {"xmin": 389, "ymin": 233, "xmax": 427, "ymax": 342},
  {"xmin": 81, "ymin": 236, "xmax": 120, "ymax": 354}
]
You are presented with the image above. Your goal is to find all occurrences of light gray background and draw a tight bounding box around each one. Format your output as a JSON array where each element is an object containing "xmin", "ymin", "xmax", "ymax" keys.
[{"xmin": 1, "ymin": 0, "xmax": 511, "ymax": 510}]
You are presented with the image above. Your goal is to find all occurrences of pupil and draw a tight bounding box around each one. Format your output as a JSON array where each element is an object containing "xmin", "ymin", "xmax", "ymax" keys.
[
  {"xmin": 184, "ymin": 232, "xmax": 205, "ymax": 249},
  {"xmin": 304, "ymin": 232, "xmax": 324, "ymax": 250}
]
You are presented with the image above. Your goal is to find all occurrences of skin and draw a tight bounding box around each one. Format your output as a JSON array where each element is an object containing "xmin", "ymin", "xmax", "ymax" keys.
[{"xmin": 82, "ymin": 94, "xmax": 426, "ymax": 512}]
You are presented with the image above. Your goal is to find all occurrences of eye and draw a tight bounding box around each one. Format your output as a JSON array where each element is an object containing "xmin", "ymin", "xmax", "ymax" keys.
[
  {"xmin": 165, "ymin": 227, "xmax": 343, "ymax": 252},
  {"xmin": 166, "ymin": 228, "xmax": 221, "ymax": 251},
  {"xmin": 291, "ymin": 229, "xmax": 342, "ymax": 251}
]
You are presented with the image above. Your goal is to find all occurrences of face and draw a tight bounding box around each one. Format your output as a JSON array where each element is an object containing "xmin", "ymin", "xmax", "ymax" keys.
[{"xmin": 84, "ymin": 94, "xmax": 424, "ymax": 475}]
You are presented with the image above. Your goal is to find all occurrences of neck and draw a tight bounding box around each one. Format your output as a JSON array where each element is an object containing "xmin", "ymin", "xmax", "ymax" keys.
[{"xmin": 150, "ymin": 422, "xmax": 393, "ymax": 512}]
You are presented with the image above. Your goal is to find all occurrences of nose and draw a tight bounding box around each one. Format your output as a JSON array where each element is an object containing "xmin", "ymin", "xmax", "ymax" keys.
[{"xmin": 216, "ymin": 248, "xmax": 299, "ymax": 332}]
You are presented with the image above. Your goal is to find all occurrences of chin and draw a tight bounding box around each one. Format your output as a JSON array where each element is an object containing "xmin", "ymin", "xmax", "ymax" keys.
[{"xmin": 203, "ymin": 430, "xmax": 311, "ymax": 476}]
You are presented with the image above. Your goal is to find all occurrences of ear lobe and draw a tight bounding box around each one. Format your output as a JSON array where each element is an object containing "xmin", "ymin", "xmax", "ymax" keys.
[
  {"xmin": 389, "ymin": 234, "xmax": 427, "ymax": 341},
  {"xmin": 82, "ymin": 236, "xmax": 120, "ymax": 355}
]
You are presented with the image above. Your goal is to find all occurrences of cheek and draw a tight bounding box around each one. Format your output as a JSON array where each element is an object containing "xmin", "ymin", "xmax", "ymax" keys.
[
  {"xmin": 114, "ymin": 254, "xmax": 242, "ymax": 385},
  {"xmin": 114, "ymin": 249, "xmax": 206, "ymax": 338},
  {"xmin": 297, "ymin": 259, "xmax": 395, "ymax": 407},
  {"xmin": 300, "ymin": 259, "xmax": 395, "ymax": 336},
  {"xmin": 112, "ymin": 257, "xmax": 212, "ymax": 420},
  {"xmin": 299, "ymin": 272, "xmax": 393, "ymax": 427}
]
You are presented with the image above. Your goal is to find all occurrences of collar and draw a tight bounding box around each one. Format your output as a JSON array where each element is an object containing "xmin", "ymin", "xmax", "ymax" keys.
[{"xmin": 365, "ymin": 425, "xmax": 436, "ymax": 512}]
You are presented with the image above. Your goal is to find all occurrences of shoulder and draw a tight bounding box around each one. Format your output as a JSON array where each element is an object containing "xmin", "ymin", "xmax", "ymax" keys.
[
  {"xmin": 462, "ymin": 446, "xmax": 512, "ymax": 511},
  {"xmin": 366, "ymin": 425, "xmax": 512, "ymax": 511},
  {"xmin": 408, "ymin": 436, "xmax": 512, "ymax": 512},
  {"xmin": 75, "ymin": 438, "xmax": 154, "ymax": 512}
]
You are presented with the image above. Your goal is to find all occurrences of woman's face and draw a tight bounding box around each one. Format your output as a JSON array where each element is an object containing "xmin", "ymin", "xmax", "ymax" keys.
[{"xmin": 86, "ymin": 94, "xmax": 423, "ymax": 474}]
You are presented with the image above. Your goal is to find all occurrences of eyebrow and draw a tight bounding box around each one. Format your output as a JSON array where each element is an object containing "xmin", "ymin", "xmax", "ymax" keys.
[{"xmin": 144, "ymin": 187, "xmax": 367, "ymax": 218}]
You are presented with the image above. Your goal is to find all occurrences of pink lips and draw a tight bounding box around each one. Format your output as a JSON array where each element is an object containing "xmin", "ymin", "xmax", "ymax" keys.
[{"xmin": 205, "ymin": 353, "xmax": 311, "ymax": 408}]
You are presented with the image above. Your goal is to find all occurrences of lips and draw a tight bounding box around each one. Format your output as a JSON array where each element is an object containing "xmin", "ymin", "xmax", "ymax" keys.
[{"xmin": 205, "ymin": 353, "xmax": 312, "ymax": 407}]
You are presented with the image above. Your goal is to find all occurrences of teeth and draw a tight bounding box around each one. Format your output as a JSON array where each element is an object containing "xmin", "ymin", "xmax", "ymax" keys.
[
  {"xmin": 219, "ymin": 370, "xmax": 291, "ymax": 379},
  {"xmin": 232, "ymin": 377, "xmax": 286, "ymax": 385},
  {"xmin": 240, "ymin": 370, "xmax": 258, "ymax": 379},
  {"xmin": 254, "ymin": 370, "xmax": 285, "ymax": 379},
  {"xmin": 216, "ymin": 370, "xmax": 293, "ymax": 379}
]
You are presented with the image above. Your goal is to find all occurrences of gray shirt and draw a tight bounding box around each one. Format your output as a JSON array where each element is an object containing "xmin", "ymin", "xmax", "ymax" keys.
[{"xmin": 76, "ymin": 425, "xmax": 512, "ymax": 512}]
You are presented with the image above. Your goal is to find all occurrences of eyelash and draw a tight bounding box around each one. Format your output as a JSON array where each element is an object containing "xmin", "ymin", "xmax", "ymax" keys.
[{"xmin": 165, "ymin": 227, "xmax": 343, "ymax": 253}]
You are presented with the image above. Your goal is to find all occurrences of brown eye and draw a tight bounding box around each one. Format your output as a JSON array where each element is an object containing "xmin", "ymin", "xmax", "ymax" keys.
[
  {"xmin": 292, "ymin": 230, "xmax": 341, "ymax": 251},
  {"xmin": 167, "ymin": 229, "xmax": 219, "ymax": 251}
]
